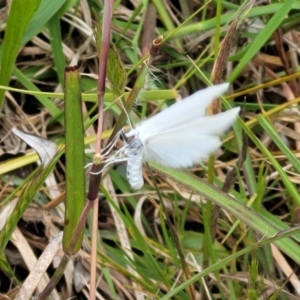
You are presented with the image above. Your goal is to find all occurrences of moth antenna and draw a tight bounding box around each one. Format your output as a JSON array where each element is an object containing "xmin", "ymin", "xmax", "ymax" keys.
[
  {"xmin": 101, "ymin": 129, "xmax": 122, "ymax": 156},
  {"xmin": 118, "ymin": 99, "xmax": 134, "ymax": 130}
]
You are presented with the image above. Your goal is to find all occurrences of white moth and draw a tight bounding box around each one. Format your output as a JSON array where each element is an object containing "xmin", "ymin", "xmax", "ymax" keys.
[
  {"xmin": 125, "ymin": 138, "xmax": 144, "ymax": 189},
  {"xmin": 119, "ymin": 83, "xmax": 240, "ymax": 189}
]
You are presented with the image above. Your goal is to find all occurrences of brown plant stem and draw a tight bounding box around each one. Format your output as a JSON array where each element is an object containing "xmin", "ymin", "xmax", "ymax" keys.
[{"xmin": 88, "ymin": 1, "xmax": 113, "ymax": 299}]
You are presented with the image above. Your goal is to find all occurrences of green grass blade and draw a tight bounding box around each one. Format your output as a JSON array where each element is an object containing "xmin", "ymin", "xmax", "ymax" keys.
[
  {"xmin": 21, "ymin": 0, "xmax": 66, "ymax": 45},
  {"xmin": 229, "ymin": 0, "xmax": 296, "ymax": 81},
  {"xmin": 62, "ymin": 66, "xmax": 86, "ymax": 255},
  {"xmin": 0, "ymin": 252, "xmax": 19, "ymax": 284},
  {"xmin": 257, "ymin": 115, "xmax": 300, "ymax": 173},
  {"xmin": 12, "ymin": 67, "xmax": 63, "ymax": 123},
  {"xmin": 161, "ymin": 227, "xmax": 300, "ymax": 299},
  {"xmin": 150, "ymin": 163, "xmax": 300, "ymax": 265},
  {"xmin": 48, "ymin": 13, "xmax": 66, "ymax": 87},
  {"xmin": 0, "ymin": 156, "xmax": 61, "ymax": 254},
  {"xmin": 163, "ymin": 3, "xmax": 300, "ymax": 40},
  {"xmin": 0, "ymin": 84, "xmax": 177, "ymax": 104},
  {"xmin": 240, "ymin": 118, "xmax": 300, "ymax": 207},
  {"xmin": 0, "ymin": 0, "xmax": 41, "ymax": 111},
  {"xmin": 152, "ymin": 0, "xmax": 183, "ymax": 51}
]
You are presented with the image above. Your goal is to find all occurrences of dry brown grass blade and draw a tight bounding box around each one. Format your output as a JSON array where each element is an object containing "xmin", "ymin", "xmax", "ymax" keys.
[
  {"xmin": 15, "ymin": 232, "xmax": 62, "ymax": 300},
  {"xmin": 210, "ymin": 0, "xmax": 256, "ymax": 114}
]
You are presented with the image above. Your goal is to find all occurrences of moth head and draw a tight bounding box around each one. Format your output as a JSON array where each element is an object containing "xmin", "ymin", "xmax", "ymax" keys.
[{"xmin": 124, "ymin": 128, "xmax": 139, "ymax": 142}]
